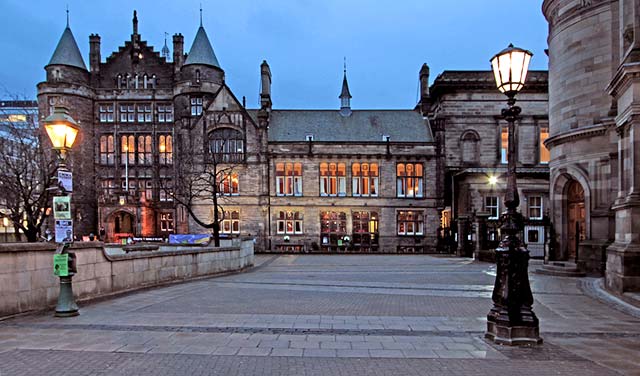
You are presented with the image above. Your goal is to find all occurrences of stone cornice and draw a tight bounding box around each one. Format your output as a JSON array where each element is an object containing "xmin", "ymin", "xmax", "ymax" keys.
[
  {"xmin": 607, "ymin": 62, "xmax": 640, "ymax": 98},
  {"xmin": 543, "ymin": 0, "xmax": 614, "ymax": 28},
  {"xmin": 544, "ymin": 122, "xmax": 613, "ymax": 148}
]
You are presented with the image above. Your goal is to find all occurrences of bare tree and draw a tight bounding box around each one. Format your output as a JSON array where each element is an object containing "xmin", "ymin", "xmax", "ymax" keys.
[
  {"xmin": 161, "ymin": 138, "xmax": 239, "ymax": 247},
  {"xmin": 0, "ymin": 101, "xmax": 57, "ymax": 242}
]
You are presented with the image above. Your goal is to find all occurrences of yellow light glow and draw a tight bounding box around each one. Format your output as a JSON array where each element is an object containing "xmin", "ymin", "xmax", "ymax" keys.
[
  {"xmin": 488, "ymin": 176, "xmax": 498, "ymax": 185},
  {"xmin": 45, "ymin": 123, "xmax": 79, "ymax": 149},
  {"xmin": 490, "ymin": 44, "xmax": 533, "ymax": 96}
]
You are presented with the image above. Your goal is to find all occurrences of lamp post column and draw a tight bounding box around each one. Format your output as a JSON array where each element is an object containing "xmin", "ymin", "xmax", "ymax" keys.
[{"xmin": 485, "ymin": 98, "xmax": 541, "ymax": 345}]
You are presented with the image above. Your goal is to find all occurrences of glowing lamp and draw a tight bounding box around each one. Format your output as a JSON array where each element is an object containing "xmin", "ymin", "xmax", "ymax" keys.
[
  {"xmin": 43, "ymin": 107, "xmax": 79, "ymax": 152},
  {"xmin": 490, "ymin": 44, "xmax": 533, "ymax": 98}
]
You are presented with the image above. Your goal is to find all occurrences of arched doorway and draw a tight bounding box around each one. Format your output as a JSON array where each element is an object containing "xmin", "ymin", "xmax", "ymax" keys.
[
  {"xmin": 108, "ymin": 211, "xmax": 136, "ymax": 243},
  {"xmin": 566, "ymin": 180, "xmax": 586, "ymax": 260}
]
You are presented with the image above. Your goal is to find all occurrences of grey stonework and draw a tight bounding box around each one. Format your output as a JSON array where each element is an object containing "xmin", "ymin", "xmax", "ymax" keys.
[
  {"xmin": 37, "ymin": 11, "xmax": 551, "ymax": 255},
  {"xmin": 543, "ymin": 0, "xmax": 640, "ymax": 292}
]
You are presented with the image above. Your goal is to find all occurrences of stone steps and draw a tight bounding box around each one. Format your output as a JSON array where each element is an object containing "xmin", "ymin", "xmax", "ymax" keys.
[{"xmin": 535, "ymin": 261, "xmax": 586, "ymax": 277}]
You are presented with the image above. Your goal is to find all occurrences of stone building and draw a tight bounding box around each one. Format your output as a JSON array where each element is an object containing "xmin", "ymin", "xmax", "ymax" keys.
[
  {"xmin": 543, "ymin": 0, "xmax": 640, "ymax": 292},
  {"xmin": 38, "ymin": 12, "xmax": 441, "ymax": 252},
  {"xmin": 423, "ymin": 70, "xmax": 550, "ymax": 257}
]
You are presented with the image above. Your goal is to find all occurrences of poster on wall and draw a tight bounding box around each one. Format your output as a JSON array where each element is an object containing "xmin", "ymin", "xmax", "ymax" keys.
[
  {"xmin": 53, "ymin": 196, "xmax": 71, "ymax": 220},
  {"xmin": 55, "ymin": 220, "xmax": 73, "ymax": 243}
]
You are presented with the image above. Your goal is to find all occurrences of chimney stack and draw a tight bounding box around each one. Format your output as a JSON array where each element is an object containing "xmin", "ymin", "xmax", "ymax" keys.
[
  {"xmin": 260, "ymin": 60, "xmax": 272, "ymax": 111},
  {"xmin": 173, "ymin": 33, "xmax": 184, "ymax": 72},
  {"xmin": 419, "ymin": 63, "xmax": 430, "ymax": 114},
  {"xmin": 89, "ymin": 34, "xmax": 101, "ymax": 74}
]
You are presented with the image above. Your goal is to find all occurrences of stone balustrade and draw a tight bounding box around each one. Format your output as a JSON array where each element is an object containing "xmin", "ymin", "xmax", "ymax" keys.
[{"xmin": 0, "ymin": 239, "xmax": 254, "ymax": 318}]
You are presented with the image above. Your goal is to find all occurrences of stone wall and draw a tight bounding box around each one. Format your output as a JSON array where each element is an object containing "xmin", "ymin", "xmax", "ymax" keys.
[{"xmin": 0, "ymin": 240, "xmax": 254, "ymax": 318}]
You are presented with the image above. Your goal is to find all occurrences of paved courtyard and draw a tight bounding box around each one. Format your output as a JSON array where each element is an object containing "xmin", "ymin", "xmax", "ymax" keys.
[{"xmin": 1, "ymin": 255, "xmax": 639, "ymax": 375}]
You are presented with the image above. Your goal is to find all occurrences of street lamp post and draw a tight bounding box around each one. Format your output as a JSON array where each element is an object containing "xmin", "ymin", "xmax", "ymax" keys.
[
  {"xmin": 44, "ymin": 106, "xmax": 80, "ymax": 318},
  {"xmin": 485, "ymin": 44, "xmax": 542, "ymax": 345}
]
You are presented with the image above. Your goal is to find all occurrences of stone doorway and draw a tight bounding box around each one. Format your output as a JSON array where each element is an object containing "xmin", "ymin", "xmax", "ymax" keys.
[
  {"xmin": 108, "ymin": 210, "xmax": 136, "ymax": 243},
  {"xmin": 566, "ymin": 180, "xmax": 586, "ymax": 260}
]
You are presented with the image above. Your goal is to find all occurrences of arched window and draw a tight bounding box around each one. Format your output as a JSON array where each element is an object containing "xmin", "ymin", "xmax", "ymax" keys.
[
  {"xmin": 158, "ymin": 135, "xmax": 173, "ymax": 165},
  {"xmin": 461, "ymin": 131, "xmax": 480, "ymax": 164},
  {"xmin": 209, "ymin": 128, "xmax": 244, "ymax": 163},
  {"xmin": 195, "ymin": 69, "xmax": 201, "ymax": 83}
]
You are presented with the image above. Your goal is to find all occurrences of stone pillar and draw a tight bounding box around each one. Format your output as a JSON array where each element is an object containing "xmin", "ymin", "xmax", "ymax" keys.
[{"xmin": 606, "ymin": 60, "xmax": 640, "ymax": 293}]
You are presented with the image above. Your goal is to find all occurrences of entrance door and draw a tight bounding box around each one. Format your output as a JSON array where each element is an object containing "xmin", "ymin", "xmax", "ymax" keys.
[{"xmin": 567, "ymin": 181, "xmax": 585, "ymax": 260}]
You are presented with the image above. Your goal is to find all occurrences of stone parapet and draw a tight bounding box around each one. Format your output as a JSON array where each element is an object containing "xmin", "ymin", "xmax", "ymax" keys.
[{"xmin": 0, "ymin": 240, "xmax": 254, "ymax": 318}]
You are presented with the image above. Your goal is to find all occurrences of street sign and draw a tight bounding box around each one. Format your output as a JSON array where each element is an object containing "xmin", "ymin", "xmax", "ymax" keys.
[
  {"xmin": 57, "ymin": 170, "xmax": 73, "ymax": 192},
  {"xmin": 53, "ymin": 253, "xmax": 69, "ymax": 277},
  {"xmin": 53, "ymin": 196, "xmax": 71, "ymax": 220},
  {"xmin": 55, "ymin": 220, "xmax": 73, "ymax": 243}
]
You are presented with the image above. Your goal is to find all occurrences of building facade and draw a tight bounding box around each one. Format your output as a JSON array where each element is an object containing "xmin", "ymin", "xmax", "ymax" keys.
[
  {"xmin": 38, "ymin": 12, "xmax": 443, "ymax": 252},
  {"xmin": 423, "ymin": 70, "xmax": 550, "ymax": 257},
  {"xmin": 543, "ymin": 0, "xmax": 640, "ymax": 292},
  {"xmin": 38, "ymin": 11, "xmax": 551, "ymax": 254},
  {"xmin": 0, "ymin": 100, "xmax": 39, "ymax": 242}
]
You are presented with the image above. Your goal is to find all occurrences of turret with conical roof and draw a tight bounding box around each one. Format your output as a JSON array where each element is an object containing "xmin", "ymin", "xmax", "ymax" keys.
[
  {"xmin": 45, "ymin": 15, "xmax": 89, "ymax": 85},
  {"xmin": 181, "ymin": 9, "xmax": 224, "ymax": 85}
]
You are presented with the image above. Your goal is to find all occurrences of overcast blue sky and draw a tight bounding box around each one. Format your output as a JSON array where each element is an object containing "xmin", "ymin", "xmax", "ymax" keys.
[{"xmin": 0, "ymin": 0, "xmax": 548, "ymax": 109}]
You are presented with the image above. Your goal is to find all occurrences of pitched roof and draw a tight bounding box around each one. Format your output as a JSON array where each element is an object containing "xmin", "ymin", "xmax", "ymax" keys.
[
  {"xmin": 48, "ymin": 27, "xmax": 87, "ymax": 70},
  {"xmin": 184, "ymin": 26, "xmax": 220, "ymax": 68},
  {"xmin": 265, "ymin": 110, "xmax": 433, "ymax": 143}
]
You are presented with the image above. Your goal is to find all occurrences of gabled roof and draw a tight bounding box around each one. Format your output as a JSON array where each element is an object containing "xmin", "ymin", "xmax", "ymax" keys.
[
  {"xmin": 48, "ymin": 27, "xmax": 87, "ymax": 70},
  {"xmin": 184, "ymin": 26, "xmax": 220, "ymax": 68},
  {"xmin": 265, "ymin": 110, "xmax": 433, "ymax": 143}
]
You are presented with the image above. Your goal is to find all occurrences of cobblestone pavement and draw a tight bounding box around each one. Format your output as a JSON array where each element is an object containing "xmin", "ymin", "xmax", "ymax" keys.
[{"xmin": 1, "ymin": 255, "xmax": 639, "ymax": 375}]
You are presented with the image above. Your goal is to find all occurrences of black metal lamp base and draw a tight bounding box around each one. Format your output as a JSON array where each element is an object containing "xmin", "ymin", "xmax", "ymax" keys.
[
  {"xmin": 54, "ymin": 276, "xmax": 79, "ymax": 317},
  {"xmin": 486, "ymin": 306, "xmax": 542, "ymax": 345}
]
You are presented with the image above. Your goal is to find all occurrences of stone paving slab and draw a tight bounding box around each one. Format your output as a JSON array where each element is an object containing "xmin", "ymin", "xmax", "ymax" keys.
[
  {"xmin": 1, "ymin": 255, "xmax": 640, "ymax": 375},
  {"xmin": 0, "ymin": 349, "xmax": 620, "ymax": 376}
]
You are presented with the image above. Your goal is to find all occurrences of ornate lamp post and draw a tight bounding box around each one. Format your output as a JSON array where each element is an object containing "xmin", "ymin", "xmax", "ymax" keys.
[
  {"xmin": 43, "ymin": 106, "xmax": 80, "ymax": 317},
  {"xmin": 485, "ymin": 44, "xmax": 542, "ymax": 345}
]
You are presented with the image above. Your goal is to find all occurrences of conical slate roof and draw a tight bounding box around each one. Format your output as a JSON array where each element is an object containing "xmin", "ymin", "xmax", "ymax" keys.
[
  {"xmin": 184, "ymin": 26, "xmax": 220, "ymax": 68},
  {"xmin": 340, "ymin": 72, "xmax": 352, "ymax": 99},
  {"xmin": 48, "ymin": 27, "xmax": 87, "ymax": 70}
]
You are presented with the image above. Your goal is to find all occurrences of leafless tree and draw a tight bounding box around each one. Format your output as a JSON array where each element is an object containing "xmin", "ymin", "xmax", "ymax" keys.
[
  {"xmin": 161, "ymin": 138, "xmax": 238, "ymax": 247},
  {"xmin": 0, "ymin": 102, "xmax": 57, "ymax": 242}
]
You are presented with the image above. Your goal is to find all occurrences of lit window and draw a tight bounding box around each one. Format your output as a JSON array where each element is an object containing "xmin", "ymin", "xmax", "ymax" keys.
[
  {"xmin": 276, "ymin": 162, "xmax": 302, "ymax": 196},
  {"xmin": 540, "ymin": 126, "xmax": 550, "ymax": 164},
  {"xmin": 120, "ymin": 135, "xmax": 135, "ymax": 165},
  {"xmin": 352, "ymin": 163, "xmax": 379, "ymax": 197},
  {"xmin": 191, "ymin": 97, "xmax": 203, "ymax": 116},
  {"xmin": 217, "ymin": 172, "xmax": 239, "ymax": 196},
  {"xmin": 320, "ymin": 162, "xmax": 346, "ymax": 197},
  {"xmin": 99, "ymin": 135, "xmax": 115, "ymax": 165},
  {"xmin": 220, "ymin": 210, "xmax": 240, "ymax": 234},
  {"xmin": 99, "ymin": 104, "xmax": 114, "ymax": 123},
  {"xmin": 320, "ymin": 211, "xmax": 347, "ymax": 248},
  {"xmin": 485, "ymin": 196, "xmax": 500, "ymax": 219},
  {"xmin": 397, "ymin": 210, "xmax": 424, "ymax": 235},
  {"xmin": 501, "ymin": 126, "xmax": 508, "ymax": 164},
  {"xmin": 160, "ymin": 212, "xmax": 174, "ymax": 232},
  {"xmin": 352, "ymin": 211, "xmax": 379, "ymax": 249},
  {"xmin": 396, "ymin": 163, "xmax": 423, "ymax": 198},
  {"xmin": 158, "ymin": 135, "xmax": 173, "ymax": 165},
  {"xmin": 276, "ymin": 211, "xmax": 303, "ymax": 234},
  {"xmin": 528, "ymin": 196, "xmax": 543, "ymax": 219},
  {"xmin": 137, "ymin": 135, "xmax": 152, "ymax": 165}
]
